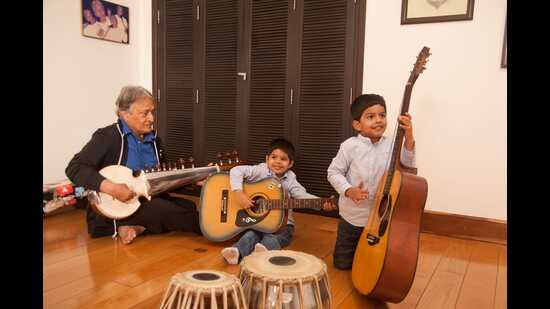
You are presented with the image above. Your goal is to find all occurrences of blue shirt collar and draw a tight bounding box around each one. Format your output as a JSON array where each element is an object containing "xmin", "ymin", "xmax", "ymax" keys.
[{"xmin": 118, "ymin": 118, "xmax": 156, "ymax": 142}]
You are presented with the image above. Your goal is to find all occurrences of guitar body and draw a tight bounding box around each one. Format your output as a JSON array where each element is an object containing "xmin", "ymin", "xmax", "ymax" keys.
[
  {"xmin": 351, "ymin": 46, "xmax": 431, "ymax": 302},
  {"xmin": 199, "ymin": 174, "xmax": 285, "ymax": 242},
  {"xmin": 92, "ymin": 165, "xmax": 149, "ymax": 219},
  {"xmin": 352, "ymin": 168, "xmax": 428, "ymax": 302}
]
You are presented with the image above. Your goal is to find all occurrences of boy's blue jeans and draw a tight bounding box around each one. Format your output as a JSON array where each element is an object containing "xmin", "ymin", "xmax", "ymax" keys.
[
  {"xmin": 333, "ymin": 219, "xmax": 364, "ymax": 270},
  {"xmin": 233, "ymin": 224, "xmax": 294, "ymax": 260}
]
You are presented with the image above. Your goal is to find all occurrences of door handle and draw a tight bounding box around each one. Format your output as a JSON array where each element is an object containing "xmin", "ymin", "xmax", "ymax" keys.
[{"xmin": 237, "ymin": 72, "xmax": 247, "ymax": 80}]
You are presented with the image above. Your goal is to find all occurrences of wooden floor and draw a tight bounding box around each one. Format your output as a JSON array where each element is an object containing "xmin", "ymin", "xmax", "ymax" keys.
[{"xmin": 43, "ymin": 207, "xmax": 506, "ymax": 309}]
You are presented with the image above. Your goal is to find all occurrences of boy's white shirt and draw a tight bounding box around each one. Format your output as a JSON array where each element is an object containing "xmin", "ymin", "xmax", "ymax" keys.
[{"xmin": 327, "ymin": 134, "xmax": 416, "ymax": 227}]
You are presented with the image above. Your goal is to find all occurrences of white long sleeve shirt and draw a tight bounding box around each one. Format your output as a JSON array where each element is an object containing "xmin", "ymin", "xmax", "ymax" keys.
[
  {"xmin": 327, "ymin": 134, "xmax": 416, "ymax": 227},
  {"xmin": 229, "ymin": 163, "xmax": 318, "ymax": 226}
]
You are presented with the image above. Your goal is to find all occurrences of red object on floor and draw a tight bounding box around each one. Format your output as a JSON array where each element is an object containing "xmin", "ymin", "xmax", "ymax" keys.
[{"xmin": 55, "ymin": 184, "xmax": 74, "ymax": 197}]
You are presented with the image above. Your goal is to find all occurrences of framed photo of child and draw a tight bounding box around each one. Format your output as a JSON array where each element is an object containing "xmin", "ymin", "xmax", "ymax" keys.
[
  {"xmin": 82, "ymin": 0, "xmax": 129, "ymax": 44},
  {"xmin": 401, "ymin": 0, "xmax": 474, "ymax": 25}
]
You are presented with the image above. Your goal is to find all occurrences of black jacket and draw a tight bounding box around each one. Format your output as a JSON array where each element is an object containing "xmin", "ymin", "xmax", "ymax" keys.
[{"xmin": 65, "ymin": 119, "xmax": 165, "ymax": 191}]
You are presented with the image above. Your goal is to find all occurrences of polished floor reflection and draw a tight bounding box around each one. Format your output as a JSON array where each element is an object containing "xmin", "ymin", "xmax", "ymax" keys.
[{"xmin": 44, "ymin": 207, "xmax": 506, "ymax": 308}]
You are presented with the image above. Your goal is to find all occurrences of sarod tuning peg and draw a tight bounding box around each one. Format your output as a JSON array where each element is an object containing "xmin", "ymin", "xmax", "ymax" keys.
[
  {"xmin": 225, "ymin": 151, "xmax": 232, "ymax": 164},
  {"xmin": 216, "ymin": 153, "xmax": 224, "ymax": 166}
]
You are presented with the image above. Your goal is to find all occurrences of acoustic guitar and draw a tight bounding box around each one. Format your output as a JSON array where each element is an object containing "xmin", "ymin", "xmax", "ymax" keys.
[
  {"xmin": 88, "ymin": 151, "xmax": 242, "ymax": 219},
  {"xmin": 351, "ymin": 47, "xmax": 430, "ymax": 303},
  {"xmin": 199, "ymin": 174, "xmax": 337, "ymax": 242}
]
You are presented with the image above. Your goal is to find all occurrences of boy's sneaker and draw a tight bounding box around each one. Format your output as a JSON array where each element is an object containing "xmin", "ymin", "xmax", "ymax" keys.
[{"xmin": 221, "ymin": 247, "xmax": 240, "ymax": 265}]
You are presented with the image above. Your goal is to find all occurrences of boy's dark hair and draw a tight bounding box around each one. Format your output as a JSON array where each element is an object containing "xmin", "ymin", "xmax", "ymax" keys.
[
  {"xmin": 267, "ymin": 138, "xmax": 295, "ymax": 162},
  {"xmin": 351, "ymin": 94, "xmax": 386, "ymax": 121}
]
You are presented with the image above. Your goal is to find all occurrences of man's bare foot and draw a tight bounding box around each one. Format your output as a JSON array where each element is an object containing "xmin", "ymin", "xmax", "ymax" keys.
[
  {"xmin": 117, "ymin": 225, "xmax": 146, "ymax": 245},
  {"xmin": 221, "ymin": 247, "xmax": 240, "ymax": 264},
  {"xmin": 253, "ymin": 243, "xmax": 268, "ymax": 253}
]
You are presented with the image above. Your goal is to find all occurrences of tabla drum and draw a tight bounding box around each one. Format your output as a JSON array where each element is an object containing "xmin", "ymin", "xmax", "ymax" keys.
[
  {"xmin": 160, "ymin": 270, "xmax": 247, "ymax": 309},
  {"xmin": 239, "ymin": 250, "xmax": 332, "ymax": 309}
]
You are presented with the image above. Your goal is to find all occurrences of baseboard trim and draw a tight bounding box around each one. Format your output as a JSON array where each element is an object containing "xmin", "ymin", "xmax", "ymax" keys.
[
  {"xmin": 168, "ymin": 193, "xmax": 507, "ymax": 244},
  {"xmin": 421, "ymin": 210, "xmax": 507, "ymax": 245}
]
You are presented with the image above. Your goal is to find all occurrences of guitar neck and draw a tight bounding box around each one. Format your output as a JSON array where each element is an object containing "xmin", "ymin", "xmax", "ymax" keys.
[
  {"xmin": 146, "ymin": 165, "xmax": 220, "ymax": 196},
  {"xmin": 259, "ymin": 198, "xmax": 337, "ymax": 210},
  {"xmin": 383, "ymin": 46, "xmax": 430, "ymax": 195}
]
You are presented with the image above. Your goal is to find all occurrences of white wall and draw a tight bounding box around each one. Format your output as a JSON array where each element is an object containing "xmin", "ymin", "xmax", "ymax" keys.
[
  {"xmin": 363, "ymin": 0, "xmax": 507, "ymax": 220},
  {"xmin": 43, "ymin": 0, "xmax": 152, "ymax": 184},
  {"xmin": 44, "ymin": 0, "xmax": 506, "ymax": 221}
]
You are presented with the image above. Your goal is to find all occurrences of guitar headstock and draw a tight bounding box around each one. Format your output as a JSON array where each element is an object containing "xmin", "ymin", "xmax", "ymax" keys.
[
  {"xmin": 214, "ymin": 149, "xmax": 245, "ymax": 171},
  {"xmin": 409, "ymin": 46, "xmax": 431, "ymax": 84}
]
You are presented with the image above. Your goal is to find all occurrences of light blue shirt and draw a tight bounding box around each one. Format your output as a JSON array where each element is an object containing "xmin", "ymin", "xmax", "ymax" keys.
[
  {"xmin": 327, "ymin": 134, "xmax": 416, "ymax": 227},
  {"xmin": 229, "ymin": 163, "xmax": 318, "ymax": 226}
]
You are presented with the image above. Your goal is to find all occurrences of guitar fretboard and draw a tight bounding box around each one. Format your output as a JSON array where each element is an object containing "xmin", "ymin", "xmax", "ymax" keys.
[{"xmin": 257, "ymin": 198, "xmax": 337, "ymax": 210}]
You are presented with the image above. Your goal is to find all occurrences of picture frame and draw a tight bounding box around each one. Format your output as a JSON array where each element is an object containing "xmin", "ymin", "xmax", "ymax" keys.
[
  {"xmin": 401, "ymin": 0, "xmax": 475, "ymax": 25},
  {"xmin": 82, "ymin": 0, "xmax": 129, "ymax": 44},
  {"xmin": 501, "ymin": 21, "xmax": 507, "ymax": 68}
]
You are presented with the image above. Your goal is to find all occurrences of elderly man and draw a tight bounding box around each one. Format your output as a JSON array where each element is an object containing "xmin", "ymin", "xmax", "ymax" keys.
[{"xmin": 66, "ymin": 86, "xmax": 201, "ymax": 244}]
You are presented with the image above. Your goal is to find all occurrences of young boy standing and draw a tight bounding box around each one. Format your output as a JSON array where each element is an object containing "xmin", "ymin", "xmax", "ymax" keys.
[
  {"xmin": 221, "ymin": 138, "xmax": 335, "ymax": 264},
  {"xmin": 327, "ymin": 94, "xmax": 416, "ymax": 270}
]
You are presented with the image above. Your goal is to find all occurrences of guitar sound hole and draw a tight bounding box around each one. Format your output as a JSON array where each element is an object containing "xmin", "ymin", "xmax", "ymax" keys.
[
  {"xmin": 250, "ymin": 196, "xmax": 266, "ymax": 214},
  {"xmin": 378, "ymin": 203, "xmax": 392, "ymax": 236},
  {"xmin": 378, "ymin": 194, "xmax": 389, "ymax": 218},
  {"xmin": 379, "ymin": 217, "xmax": 389, "ymax": 236}
]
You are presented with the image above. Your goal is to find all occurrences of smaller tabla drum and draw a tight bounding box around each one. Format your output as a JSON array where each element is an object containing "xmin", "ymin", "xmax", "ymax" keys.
[
  {"xmin": 239, "ymin": 250, "xmax": 332, "ymax": 309},
  {"xmin": 160, "ymin": 270, "xmax": 247, "ymax": 309}
]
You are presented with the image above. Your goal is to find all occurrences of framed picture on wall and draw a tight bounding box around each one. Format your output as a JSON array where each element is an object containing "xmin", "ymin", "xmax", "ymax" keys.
[
  {"xmin": 82, "ymin": 0, "xmax": 129, "ymax": 44},
  {"xmin": 401, "ymin": 0, "xmax": 475, "ymax": 25}
]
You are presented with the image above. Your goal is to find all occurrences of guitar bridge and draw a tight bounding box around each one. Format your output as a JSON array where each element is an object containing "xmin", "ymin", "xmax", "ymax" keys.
[
  {"xmin": 366, "ymin": 233, "xmax": 379, "ymax": 246},
  {"xmin": 220, "ymin": 190, "xmax": 228, "ymax": 223}
]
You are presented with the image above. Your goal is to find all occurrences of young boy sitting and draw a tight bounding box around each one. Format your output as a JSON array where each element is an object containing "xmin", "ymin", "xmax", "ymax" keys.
[
  {"xmin": 221, "ymin": 138, "xmax": 335, "ymax": 264},
  {"xmin": 327, "ymin": 94, "xmax": 416, "ymax": 270}
]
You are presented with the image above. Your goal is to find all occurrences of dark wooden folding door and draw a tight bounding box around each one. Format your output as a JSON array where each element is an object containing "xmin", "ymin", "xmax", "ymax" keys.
[{"xmin": 153, "ymin": 0, "xmax": 365, "ymax": 200}]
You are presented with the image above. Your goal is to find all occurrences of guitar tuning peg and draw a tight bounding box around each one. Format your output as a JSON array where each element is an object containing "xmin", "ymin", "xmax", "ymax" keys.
[
  {"xmin": 216, "ymin": 152, "xmax": 223, "ymax": 165},
  {"xmin": 179, "ymin": 158, "xmax": 185, "ymax": 169},
  {"xmin": 188, "ymin": 156, "xmax": 195, "ymax": 168},
  {"xmin": 162, "ymin": 162, "xmax": 167, "ymax": 171}
]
